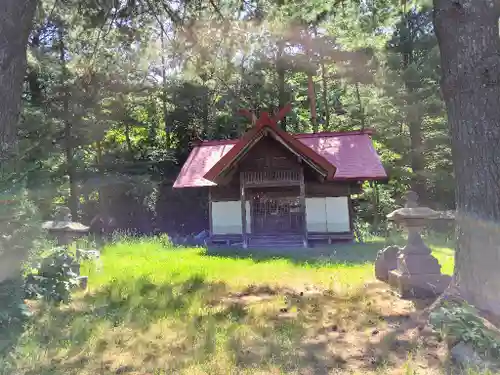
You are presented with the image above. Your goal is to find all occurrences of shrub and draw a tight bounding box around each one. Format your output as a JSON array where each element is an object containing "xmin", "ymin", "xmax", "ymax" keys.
[
  {"xmin": 0, "ymin": 278, "xmax": 32, "ymax": 328},
  {"xmin": 156, "ymin": 233, "xmax": 173, "ymax": 248},
  {"xmin": 429, "ymin": 302, "xmax": 500, "ymax": 359},
  {"xmin": 0, "ymin": 189, "xmax": 45, "ymax": 323},
  {"xmin": 24, "ymin": 247, "xmax": 80, "ymax": 304}
]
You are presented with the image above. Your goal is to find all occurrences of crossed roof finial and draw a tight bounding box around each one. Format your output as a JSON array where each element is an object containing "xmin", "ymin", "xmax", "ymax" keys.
[{"xmin": 238, "ymin": 103, "xmax": 292, "ymax": 129}]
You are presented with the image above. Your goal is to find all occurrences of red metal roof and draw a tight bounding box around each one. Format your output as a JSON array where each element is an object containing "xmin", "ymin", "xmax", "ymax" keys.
[
  {"xmin": 173, "ymin": 130, "xmax": 387, "ymax": 188},
  {"xmin": 203, "ymin": 116, "xmax": 337, "ymax": 183}
]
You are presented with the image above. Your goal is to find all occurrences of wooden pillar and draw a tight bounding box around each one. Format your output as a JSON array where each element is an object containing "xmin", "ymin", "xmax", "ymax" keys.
[
  {"xmin": 300, "ymin": 167, "xmax": 308, "ymax": 248},
  {"xmin": 347, "ymin": 185, "xmax": 354, "ymax": 233},
  {"xmin": 208, "ymin": 188, "xmax": 213, "ymax": 237},
  {"xmin": 347, "ymin": 185, "xmax": 356, "ymax": 243},
  {"xmin": 240, "ymin": 173, "xmax": 248, "ymax": 249}
]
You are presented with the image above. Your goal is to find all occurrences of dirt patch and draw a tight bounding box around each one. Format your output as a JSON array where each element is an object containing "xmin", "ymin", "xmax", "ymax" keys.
[
  {"xmin": 274, "ymin": 282, "xmax": 447, "ymax": 373},
  {"xmin": 222, "ymin": 283, "xmax": 324, "ymax": 307},
  {"xmin": 219, "ymin": 281, "xmax": 450, "ymax": 373},
  {"xmin": 14, "ymin": 281, "xmax": 455, "ymax": 375}
]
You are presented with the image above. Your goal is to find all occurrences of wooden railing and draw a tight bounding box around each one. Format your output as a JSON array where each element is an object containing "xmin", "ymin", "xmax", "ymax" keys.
[{"xmin": 242, "ymin": 170, "xmax": 301, "ymax": 186}]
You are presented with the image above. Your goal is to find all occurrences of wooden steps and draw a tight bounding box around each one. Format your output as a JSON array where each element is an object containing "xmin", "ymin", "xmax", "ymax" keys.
[
  {"xmin": 308, "ymin": 232, "xmax": 354, "ymax": 244},
  {"xmin": 207, "ymin": 232, "xmax": 354, "ymax": 248},
  {"xmin": 247, "ymin": 234, "xmax": 305, "ymax": 248}
]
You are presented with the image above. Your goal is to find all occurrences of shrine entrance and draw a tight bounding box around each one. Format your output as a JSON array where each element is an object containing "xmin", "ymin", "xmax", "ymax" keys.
[{"xmin": 249, "ymin": 189, "xmax": 304, "ymax": 235}]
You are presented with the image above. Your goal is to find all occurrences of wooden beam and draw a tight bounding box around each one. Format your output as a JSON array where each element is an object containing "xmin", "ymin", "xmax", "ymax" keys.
[
  {"xmin": 240, "ymin": 173, "xmax": 248, "ymax": 248},
  {"xmin": 300, "ymin": 167, "xmax": 308, "ymax": 248}
]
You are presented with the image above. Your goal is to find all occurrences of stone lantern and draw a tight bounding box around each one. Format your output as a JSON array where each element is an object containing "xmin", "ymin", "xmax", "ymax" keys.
[
  {"xmin": 42, "ymin": 206, "xmax": 90, "ymax": 246},
  {"xmin": 385, "ymin": 191, "xmax": 451, "ymax": 298},
  {"xmin": 42, "ymin": 206, "xmax": 96, "ymax": 289}
]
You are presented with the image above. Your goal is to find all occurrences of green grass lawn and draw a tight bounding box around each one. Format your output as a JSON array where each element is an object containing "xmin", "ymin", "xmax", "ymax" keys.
[
  {"xmin": 86, "ymin": 236, "xmax": 454, "ymax": 291},
  {"xmin": 1, "ymin": 236, "xmax": 457, "ymax": 375}
]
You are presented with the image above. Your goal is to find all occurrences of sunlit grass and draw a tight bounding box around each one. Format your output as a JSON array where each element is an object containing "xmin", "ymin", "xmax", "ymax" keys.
[
  {"xmin": 1, "ymin": 236, "xmax": 459, "ymax": 375},
  {"xmin": 85, "ymin": 238, "xmax": 380, "ymax": 291},
  {"xmin": 84, "ymin": 235, "xmax": 454, "ymax": 291},
  {"xmin": 431, "ymin": 245, "xmax": 455, "ymax": 276}
]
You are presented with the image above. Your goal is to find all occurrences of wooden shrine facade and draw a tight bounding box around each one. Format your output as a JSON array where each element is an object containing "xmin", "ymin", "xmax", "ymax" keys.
[{"xmin": 173, "ymin": 105, "xmax": 388, "ymax": 248}]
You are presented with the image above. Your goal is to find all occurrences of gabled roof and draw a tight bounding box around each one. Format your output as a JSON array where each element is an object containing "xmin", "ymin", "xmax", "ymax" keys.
[
  {"xmin": 173, "ymin": 130, "xmax": 387, "ymax": 188},
  {"xmin": 203, "ymin": 113, "xmax": 337, "ymax": 183}
]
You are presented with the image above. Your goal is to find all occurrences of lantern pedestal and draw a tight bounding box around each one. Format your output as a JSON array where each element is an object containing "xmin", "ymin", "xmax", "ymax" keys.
[
  {"xmin": 384, "ymin": 192, "xmax": 452, "ymax": 298},
  {"xmin": 388, "ymin": 231, "xmax": 450, "ymax": 298},
  {"xmin": 388, "ymin": 270, "xmax": 451, "ymax": 299}
]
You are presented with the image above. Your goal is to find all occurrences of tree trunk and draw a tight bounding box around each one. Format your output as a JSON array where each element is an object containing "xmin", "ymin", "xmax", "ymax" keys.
[
  {"xmin": 401, "ymin": 8, "xmax": 426, "ymax": 202},
  {"xmin": 314, "ymin": 26, "xmax": 330, "ymax": 131},
  {"xmin": 277, "ymin": 0, "xmax": 287, "ymax": 131},
  {"xmin": 372, "ymin": 181, "xmax": 380, "ymax": 231},
  {"xmin": 355, "ymin": 82, "xmax": 365, "ymax": 130},
  {"xmin": 0, "ymin": 0, "xmax": 38, "ymax": 284},
  {"xmin": 59, "ymin": 30, "xmax": 78, "ymax": 220},
  {"xmin": 0, "ymin": 0, "xmax": 38, "ymax": 172},
  {"xmin": 160, "ymin": 22, "xmax": 171, "ymax": 150},
  {"xmin": 124, "ymin": 122, "xmax": 134, "ymax": 160},
  {"xmin": 277, "ymin": 66, "xmax": 286, "ymax": 131},
  {"xmin": 95, "ymin": 139, "xmax": 106, "ymax": 213},
  {"xmin": 434, "ymin": 0, "xmax": 500, "ymax": 316},
  {"xmin": 308, "ymin": 75, "xmax": 318, "ymax": 132},
  {"xmin": 320, "ymin": 60, "xmax": 330, "ymax": 130},
  {"xmin": 407, "ymin": 99, "xmax": 426, "ymax": 201}
]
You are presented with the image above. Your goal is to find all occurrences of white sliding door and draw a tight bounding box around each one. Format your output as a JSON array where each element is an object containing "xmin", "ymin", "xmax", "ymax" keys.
[
  {"xmin": 305, "ymin": 197, "xmax": 327, "ymax": 232},
  {"xmin": 211, "ymin": 201, "xmax": 251, "ymax": 234},
  {"xmin": 326, "ymin": 197, "xmax": 350, "ymax": 232},
  {"xmin": 305, "ymin": 196, "xmax": 351, "ymax": 233}
]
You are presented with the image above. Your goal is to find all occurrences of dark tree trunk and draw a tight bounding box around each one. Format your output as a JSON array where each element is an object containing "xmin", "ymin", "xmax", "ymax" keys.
[
  {"xmin": 401, "ymin": 8, "xmax": 426, "ymax": 202},
  {"xmin": 314, "ymin": 26, "xmax": 330, "ymax": 131},
  {"xmin": 320, "ymin": 61, "xmax": 330, "ymax": 130},
  {"xmin": 124, "ymin": 122, "xmax": 134, "ymax": 160},
  {"xmin": 96, "ymin": 139, "xmax": 105, "ymax": 212},
  {"xmin": 0, "ymin": 0, "xmax": 38, "ymax": 282},
  {"xmin": 277, "ymin": 0, "xmax": 287, "ymax": 131},
  {"xmin": 308, "ymin": 75, "xmax": 318, "ymax": 132},
  {"xmin": 160, "ymin": 23, "xmax": 171, "ymax": 149},
  {"xmin": 0, "ymin": 0, "xmax": 38, "ymax": 169},
  {"xmin": 407, "ymin": 90, "xmax": 426, "ymax": 201},
  {"xmin": 59, "ymin": 31, "xmax": 78, "ymax": 220},
  {"xmin": 278, "ymin": 66, "xmax": 286, "ymax": 131},
  {"xmin": 434, "ymin": 0, "xmax": 500, "ymax": 316},
  {"xmin": 355, "ymin": 82, "xmax": 365, "ymax": 130}
]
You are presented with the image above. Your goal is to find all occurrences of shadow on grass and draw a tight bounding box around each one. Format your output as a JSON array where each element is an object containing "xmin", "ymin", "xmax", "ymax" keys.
[
  {"xmin": 224, "ymin": 286, "xmax": 382, "ymax": 375},
  {"xmin": 205, "ymin": 239, "xmax": 386, "ymax": 266},
  {"xmin": 350, "ymin": 294, "xmax": 449, "ymax": 373},
  {"xmin": 3, "ymin": 275, "xmax": 377, "ymax": 374},
  {"xmin": 2, "ymin": 273, "xmax": 458, "ymax": 375}
]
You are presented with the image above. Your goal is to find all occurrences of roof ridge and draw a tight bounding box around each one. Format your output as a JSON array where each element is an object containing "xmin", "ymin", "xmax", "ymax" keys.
[
  {"xmin": 295, "ymin": 129, "xmax": 374, "ymax": 138},
  {"xmin": 202, "ymin": 122, "xmax": 337, "ymax": 182},
  {"xmin": 194, "ymin": 129, "xmax": 374, "ymax": 146}
]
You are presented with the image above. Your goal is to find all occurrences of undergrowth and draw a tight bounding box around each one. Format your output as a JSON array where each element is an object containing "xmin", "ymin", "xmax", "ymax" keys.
[{"xmin": 430, "ymin": 302, "xmax": 500, "ymax": 361}]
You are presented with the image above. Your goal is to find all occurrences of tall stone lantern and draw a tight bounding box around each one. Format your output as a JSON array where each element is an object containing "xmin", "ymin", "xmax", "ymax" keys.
[
  {"xmin": 42, "ymin": 206, "xmax": 90, "ymax": 246},
  {"xmin": 386, "ymin": 191, "xmax": 451, "ymax": 298}
]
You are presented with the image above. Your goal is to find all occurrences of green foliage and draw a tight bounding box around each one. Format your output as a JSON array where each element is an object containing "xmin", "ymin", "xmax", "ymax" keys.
[
  {"xmin": 429, "ymin": 302, "xmax": 500, "ymax": 359},
  {"xmin": 0, "ymin": 189, "xmax": 44, "ymax": 257},
  {"xmin": 0, "ymin": 189, "xmax": 46, "ymax": 349},
  {"xmin": 19, "ymin": 0, "xmax": 455, "ymax": 234},
  {"xmin": 0, "ymin": 278, "xmax": 32, "ymax": 329},
  {"xmin": 156, "ymin": 233, "xmax": 174, "ymax": 248},
  {"xmin": 24, "ymin": 247, "xmax": 80, "ymax": 304}
]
